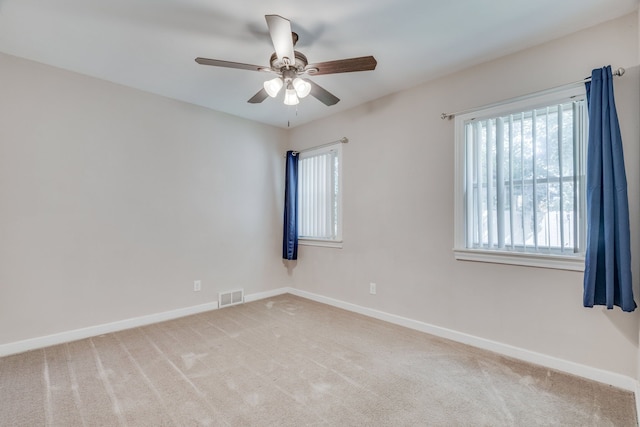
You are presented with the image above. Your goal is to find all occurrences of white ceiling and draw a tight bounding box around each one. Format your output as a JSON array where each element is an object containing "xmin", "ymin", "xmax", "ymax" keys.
[{"xmin": 0, "ymin": 0, "xmax": 637, "ymax": 128}]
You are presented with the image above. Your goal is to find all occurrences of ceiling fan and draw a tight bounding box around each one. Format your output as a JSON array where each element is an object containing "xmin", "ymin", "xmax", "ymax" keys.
[{"xmin": 195, "ymin": 15, "xmax": 377, "ymax": 107}]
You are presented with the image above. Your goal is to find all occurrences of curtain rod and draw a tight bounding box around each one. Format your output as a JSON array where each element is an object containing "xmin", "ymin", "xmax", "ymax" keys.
[
  {"xmin": 440, "ymin": 67, "xmax": 626, "ymax": 120},
  {"xmin": 288, "ymin": 137, "xmax": 348, "ymax": 156}
]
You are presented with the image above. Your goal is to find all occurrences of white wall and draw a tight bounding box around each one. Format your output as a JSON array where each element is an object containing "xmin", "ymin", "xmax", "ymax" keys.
[
  {"xmin": 288, "ymin": 13, "xmax": 640, "ymax": 378},
  {"xmin": 0, "ymin": 53, "xmax": 290, "ymax": 345}
]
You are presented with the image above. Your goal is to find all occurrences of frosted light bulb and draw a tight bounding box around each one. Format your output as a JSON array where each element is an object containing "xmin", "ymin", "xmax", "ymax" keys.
[
  {"xmin": 292, "ymin": 78, "xmax": 311, "ymax": 98},
  {"xmin": 263, "ymin": 78, "xmax": 283, "ymax": 97},
  {"xmin": 284, "ymin": 87, "xmax": 299, "ymax": 105}
]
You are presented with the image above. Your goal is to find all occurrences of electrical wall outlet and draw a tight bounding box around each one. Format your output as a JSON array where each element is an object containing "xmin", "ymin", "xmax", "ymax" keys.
[
  {"xmin": 193, "ymin": 280, "xmax": 201, "ymax": 292},
  {"xmin": 369, "ymin": 282, "xmax": 376, "ymax": 295}
]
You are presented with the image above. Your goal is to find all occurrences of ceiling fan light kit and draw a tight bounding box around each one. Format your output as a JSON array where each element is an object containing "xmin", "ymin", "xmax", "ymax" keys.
[
  {"xmin": 195, "ymin": 14, "xmax": 377, "ymax": 108},
  {"xmin": 264, "ymin": 77, "xmax": 283, "ymax": 97},
  {"xmin": 292, "ymin": 78, "xmax": 311, "ymax": 98},
  {"xmin": 284, "ymin": 85, "xmax": 300, "ymax": 106}
]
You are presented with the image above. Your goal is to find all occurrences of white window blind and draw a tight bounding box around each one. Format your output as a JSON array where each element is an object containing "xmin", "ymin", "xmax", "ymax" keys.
[
  {"xmin": 454, "ymin": 87, "xmax": 588, "ymax": 269},
  {"xmin": 297, "ymin": 144, "xmax": 342, "ymax": 243}
]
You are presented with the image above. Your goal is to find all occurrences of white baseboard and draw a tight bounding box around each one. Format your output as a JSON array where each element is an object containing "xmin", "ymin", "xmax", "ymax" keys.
[
  {"xmin": 287, "ymin": 288, "xmax": 639, "ymax": 393},
  {"xmin": 1, "ymin": 286, "xmax": 637, "ymax": 398},
  {"xmin": 0, "ymin": 288, "xmax": 295, "ymax": 358},
  {"xmin": 0, "ymin": 301, "xmax": 217, "ymax": 357},
  {"xmin": 244, "ymin": 287, "xmax": 291, "ymax": 303}
]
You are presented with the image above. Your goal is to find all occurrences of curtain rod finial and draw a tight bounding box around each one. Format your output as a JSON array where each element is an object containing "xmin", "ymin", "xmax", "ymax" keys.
[
  {"xmin": 340, "ymin": 137, "xmax": 349, "ymax": 144},
  {"xmin": 615, "ymin": 67, "xmax": 625, "ymax": 77}
]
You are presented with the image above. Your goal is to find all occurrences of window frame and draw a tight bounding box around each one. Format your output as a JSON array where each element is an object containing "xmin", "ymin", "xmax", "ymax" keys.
[
  {"xmin": 297, "ymin": 143, "xmax": 343, "ymax": 248},
  {"xmin": 453, "ymin": 86, "xmax": 587, "ymax": 271}
]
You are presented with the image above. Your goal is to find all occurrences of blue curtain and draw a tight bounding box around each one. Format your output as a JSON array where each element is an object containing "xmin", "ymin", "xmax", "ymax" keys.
[
  {"xmin": 282, "ymin": 151, "xmax": 298, "ymax": 260},
  {"xmin": 583, "ymin": 66, "xmax": 635, "ymax": 312}
]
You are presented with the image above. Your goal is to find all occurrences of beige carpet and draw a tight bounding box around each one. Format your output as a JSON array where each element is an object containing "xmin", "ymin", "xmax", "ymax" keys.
[{"xmin": 0, "ymin": 294, "xmax": 636, "ymax": 426}]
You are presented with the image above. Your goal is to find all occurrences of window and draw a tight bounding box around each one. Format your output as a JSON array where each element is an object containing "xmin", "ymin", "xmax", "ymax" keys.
[
  {"xmin": 297, "ymin": 143, "xmax": 343, "ymax": 247},
  {"xmin": 454, "ymin": 87, "xmax": 587, "ymax": 270}
]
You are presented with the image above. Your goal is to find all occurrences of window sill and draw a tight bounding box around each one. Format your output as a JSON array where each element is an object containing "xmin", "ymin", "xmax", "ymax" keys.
[
  {"xmin": 299, "ymin": 239, "xmax": 343, "ymax": 249},
  {"xmin": 453, "ymin": 248, "xmax": 584, "ymax": 271}
]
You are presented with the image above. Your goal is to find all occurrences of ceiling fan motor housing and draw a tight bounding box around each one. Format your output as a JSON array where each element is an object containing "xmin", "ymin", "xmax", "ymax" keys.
[{"xmin": 269, "ymin": 51, "xmax": 314, "ymax": 74}]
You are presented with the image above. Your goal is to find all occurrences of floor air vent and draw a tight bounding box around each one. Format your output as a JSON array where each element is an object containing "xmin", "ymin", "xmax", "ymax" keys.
[{"xmin": 218, "ymin": 289, "xmax": 244, "ymax": 308}]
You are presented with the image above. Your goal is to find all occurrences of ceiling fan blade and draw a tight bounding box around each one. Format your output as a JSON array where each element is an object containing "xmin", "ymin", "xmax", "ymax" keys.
[
  {"xmin": 248, "ymin": 88, "xmax": 269, "ymax": 104},
  {"xmin": 265, "ymin": 15, "xmax": 295, "ymax": 64},
  {"xmin": 195, "ymin": 57, "xmax": 265, "ymax": 72},
  {"xmin": 307, "ymin": 79, "xmax": 340, "ymax": 106},
  {"xmin": 306, "ymin": 56, "xmax": 377, "ymax": 75}
]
